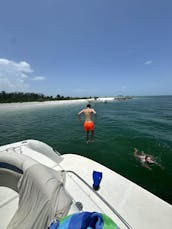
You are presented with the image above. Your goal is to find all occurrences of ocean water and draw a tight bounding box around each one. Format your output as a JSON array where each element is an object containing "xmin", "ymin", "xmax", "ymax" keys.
[{"xmin": 0, "ymin": 96, "xmax": 172, "ymax": 204}]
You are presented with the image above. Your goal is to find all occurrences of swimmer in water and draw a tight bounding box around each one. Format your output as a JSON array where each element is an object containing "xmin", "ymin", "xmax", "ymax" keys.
[
  {"xmin": 134, "ymin": 148, "xmax": 163, "ymax": 170},
  {"xmin": 78, "ymin": 104, "xmax": 96, "ymax": 143}
]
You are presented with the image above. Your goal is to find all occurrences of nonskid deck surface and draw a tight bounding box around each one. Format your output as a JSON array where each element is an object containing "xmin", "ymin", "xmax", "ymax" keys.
[{"xmin": 0, "ymin": 140, "xmax": 172, "ymax": 229}]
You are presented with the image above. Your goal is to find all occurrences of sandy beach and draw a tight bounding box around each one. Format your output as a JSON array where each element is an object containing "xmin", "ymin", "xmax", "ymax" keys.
[{"xmin": 0, "ymin": 99, "xmax": 93, "ymax": 112}]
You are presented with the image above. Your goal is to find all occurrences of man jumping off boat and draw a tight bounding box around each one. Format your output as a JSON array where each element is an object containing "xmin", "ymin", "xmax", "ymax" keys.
[{"xmin": 78, "ymin": 104, "xmax": 96, "ymax": 143}]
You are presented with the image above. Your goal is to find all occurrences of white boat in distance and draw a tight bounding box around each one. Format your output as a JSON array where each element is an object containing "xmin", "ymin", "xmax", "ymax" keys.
[
  {"xmin": 96, "ymin": 97, "xmax": 115, "ymax": 102},
  {"xmin": 0, "ymin": 140, "xmax": 172, "ymax": 229},
  {"xmin": 94, "ymin": 96, "xmax": 134, "ymax": 103}
]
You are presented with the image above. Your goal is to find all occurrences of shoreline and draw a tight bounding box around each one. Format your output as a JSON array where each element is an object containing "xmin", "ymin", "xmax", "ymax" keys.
[{"xmin": 0, "ymin": 99, "xmax": 93, "ymax": 111}]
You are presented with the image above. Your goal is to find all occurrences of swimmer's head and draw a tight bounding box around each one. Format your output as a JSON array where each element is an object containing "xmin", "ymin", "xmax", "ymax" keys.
[
  {"xmin": 145, "ymin": 156, "xmax": 151, "ymax": 162},
  {"xmin": 87, "ymin": 104, "xmax": 91, "ymax": 108}
]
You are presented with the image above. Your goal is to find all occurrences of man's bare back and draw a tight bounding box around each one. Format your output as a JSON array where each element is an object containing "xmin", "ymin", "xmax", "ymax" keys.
[
  {"xmin": 78, "ymin": 107, "xmax": 96, "ymax": 121},
  {"xmin": 78, "ymin": 104, "xmax": 96, "ymax": 142}
]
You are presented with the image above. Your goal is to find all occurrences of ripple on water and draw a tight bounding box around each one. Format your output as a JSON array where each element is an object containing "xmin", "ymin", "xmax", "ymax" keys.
[{"xmin": 0, "ymin": 97, "xmax": 172, "ymax": 204}]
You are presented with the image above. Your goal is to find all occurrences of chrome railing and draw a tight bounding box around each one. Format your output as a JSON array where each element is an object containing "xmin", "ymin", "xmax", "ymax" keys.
[{"xmin": 63, "ymin": 170, "xmax": 133, "ymax": 229}]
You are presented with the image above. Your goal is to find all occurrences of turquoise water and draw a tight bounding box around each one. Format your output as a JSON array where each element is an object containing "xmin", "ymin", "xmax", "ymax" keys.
[{"xmin": 0, "ymin": 96, "xmax": 172, "ymax": 204}]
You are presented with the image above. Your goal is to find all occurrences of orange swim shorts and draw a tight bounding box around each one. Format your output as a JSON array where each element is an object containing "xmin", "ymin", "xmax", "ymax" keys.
[{"xmin": 84, "ymin": 121, "xmax": 95, "ymax": 131}]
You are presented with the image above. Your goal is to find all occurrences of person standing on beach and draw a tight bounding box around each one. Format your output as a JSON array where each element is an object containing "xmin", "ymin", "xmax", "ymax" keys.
[{"xmin": 78, "ymin": 104, "xmax": 96, "ymax": 143}]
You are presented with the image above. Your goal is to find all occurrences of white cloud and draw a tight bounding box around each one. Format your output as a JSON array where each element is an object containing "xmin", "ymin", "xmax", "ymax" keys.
[
  {"xmin": 56, "ymin": 88, "xmax": 63, "ymax": 92},
  {"xmin": 0, "ymin": 58, "xmax": 45, "ymax": 92},
  {"xmin": 32, "ymin": 76, "xmax": 45, "ymax": 81},
  {"xmin": 145, "ymin": 60, "xmax": 152, "ymax": 65}
]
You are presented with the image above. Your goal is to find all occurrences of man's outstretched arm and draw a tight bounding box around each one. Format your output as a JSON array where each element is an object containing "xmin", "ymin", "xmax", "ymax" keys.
[{"xmin": 78, "ymin": 110, "xmax": 84, "ymax": 122}]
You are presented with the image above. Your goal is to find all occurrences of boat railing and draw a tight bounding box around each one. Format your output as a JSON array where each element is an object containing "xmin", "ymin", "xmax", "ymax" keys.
[{"xmin": 63, "ymin": 170, "xmax": 133, "ymax": 229}]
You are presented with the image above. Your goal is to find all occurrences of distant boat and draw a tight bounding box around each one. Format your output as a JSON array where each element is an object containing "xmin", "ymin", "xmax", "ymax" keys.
[
  {"xmin": 95, "ymin": 96, "xmax": 134, "ymax": 102},
  {"xmin": 96, "ymin": 97, "xmax": 115, "ymax": 102},
  {"xmin": 0, "ymin": 140, "xmax": 172, "ymax": 229}
]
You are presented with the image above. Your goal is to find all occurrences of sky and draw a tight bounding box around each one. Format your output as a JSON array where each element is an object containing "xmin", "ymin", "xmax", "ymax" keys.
[{"xmin": 0, "ymin": 0, "xmax": 172, "ymax": 97}]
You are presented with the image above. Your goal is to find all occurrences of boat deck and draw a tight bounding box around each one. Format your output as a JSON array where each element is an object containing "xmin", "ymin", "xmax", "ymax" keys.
[{"xmin": 0, "ymin": 140, "xmax": 172, "ymax": 229}]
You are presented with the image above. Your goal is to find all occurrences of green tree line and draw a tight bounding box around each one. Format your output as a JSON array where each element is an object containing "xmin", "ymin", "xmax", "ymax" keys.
[{"xmin": 0, "ymin": 91, "xmax": 89, "ymax": 103}]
